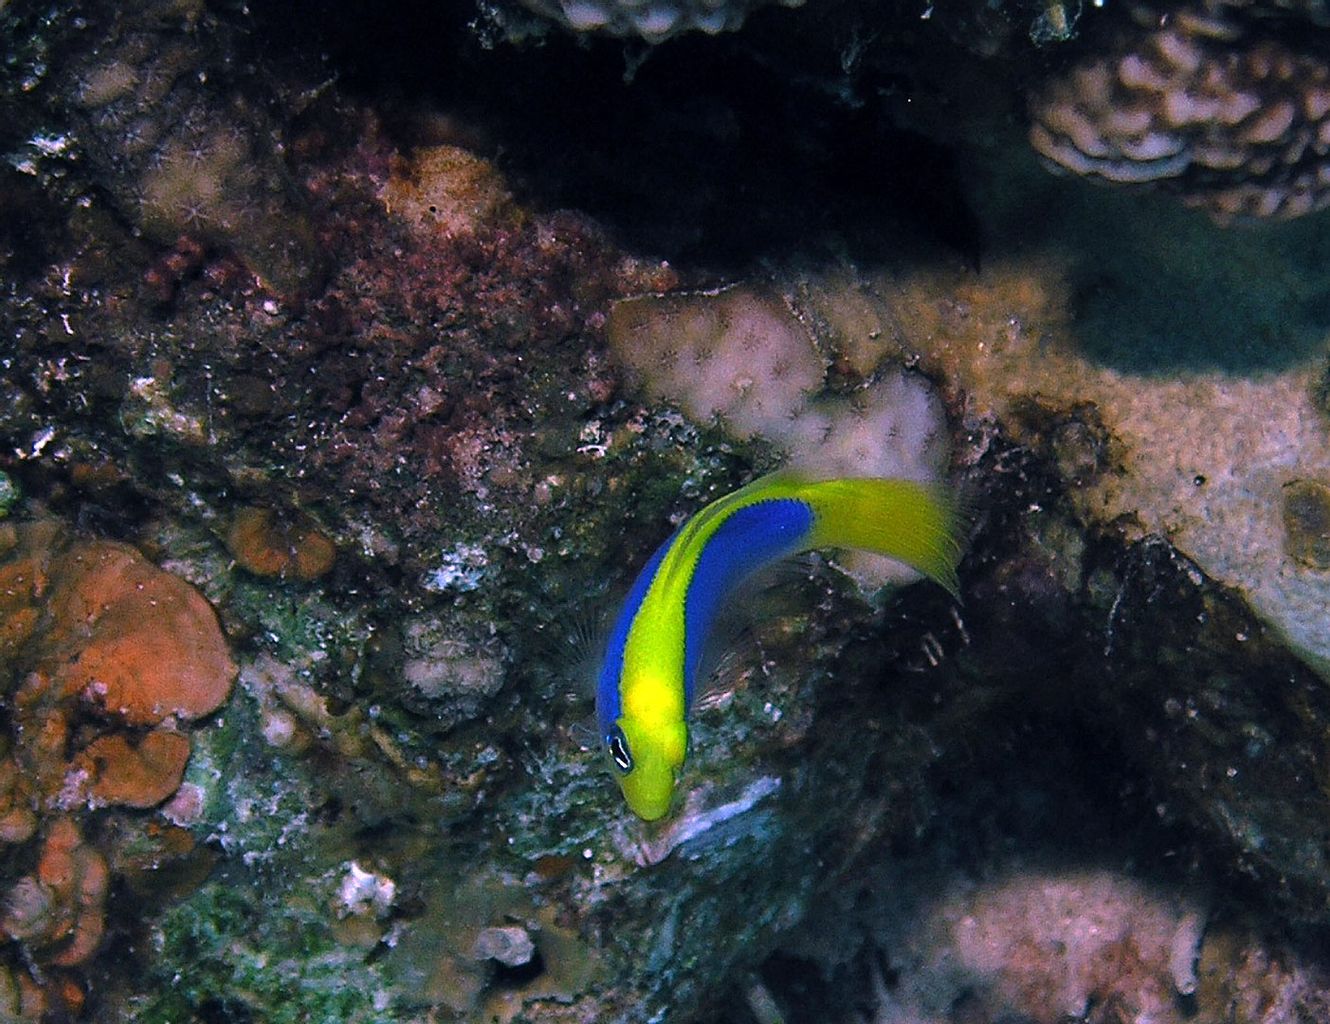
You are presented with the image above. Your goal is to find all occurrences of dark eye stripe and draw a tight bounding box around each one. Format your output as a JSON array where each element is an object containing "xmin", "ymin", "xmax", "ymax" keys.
[{"xmin": 607, "ymin": 727, "xmax": 633, "ymax": 773}]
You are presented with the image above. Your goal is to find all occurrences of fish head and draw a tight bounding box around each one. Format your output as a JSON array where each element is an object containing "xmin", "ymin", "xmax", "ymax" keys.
[{"xmin": 605, "ymin": 715, "xmax": 686, "ymax": 821}]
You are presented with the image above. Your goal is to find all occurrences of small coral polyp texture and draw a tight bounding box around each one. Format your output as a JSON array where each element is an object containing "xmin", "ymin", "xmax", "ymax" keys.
[
  {"xmin": 517, "ymin": 0, "xmax": 802, "ymax": 42},
  {"xmin": 63, "ymin": 3, "xmax": 323, "ymax": 295},
  {"xmin": 607, "ymin": 285, "xmax": 948, "ymax": 482},
  {"xmin": 1029, "ymin": 2, "xmax": 1330, "ymax": 220}
]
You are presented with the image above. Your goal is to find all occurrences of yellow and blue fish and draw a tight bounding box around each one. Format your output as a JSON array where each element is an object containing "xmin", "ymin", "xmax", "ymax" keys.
[{"xmin": 596, "ymin": 471, "xmax": 962, "ymax": 821}]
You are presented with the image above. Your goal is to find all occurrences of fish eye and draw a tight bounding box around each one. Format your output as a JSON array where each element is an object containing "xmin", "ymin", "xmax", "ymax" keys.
[{"xmin": 607, "ymin": 726, "xmax": 633, "ymax": 773}]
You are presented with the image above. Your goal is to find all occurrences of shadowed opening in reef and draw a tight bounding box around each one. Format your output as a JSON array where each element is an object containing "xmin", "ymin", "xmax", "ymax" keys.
[
  {"xmin": 251, "ymin": 0, "xmax": 1330, "ymax": 376},
  {"xmin": 966, "ymin": 138, "xmax": 1330, "ymax": 376},
  {"xmin": 248, "ymin": 0, "xmax": 986, "ymax": 269},
  {"xmin": 696, "ymin": 709, "xmax": 1330, "ymax": 1023}
]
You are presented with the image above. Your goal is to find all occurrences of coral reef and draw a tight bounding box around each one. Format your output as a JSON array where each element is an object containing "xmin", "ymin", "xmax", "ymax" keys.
[
  {"xmin": 731, "ymin": 219, "xmax": 1330, "ymax": 921},
  {"xmin": 849, "ymin": 868, "xmax": 1207, "ymax": 1023},
  {"xmin": 768, "ymin": 171, "xmax": 1330, "ymax": 675},
  {"xmin": 55, "ymin": 2, "xmax": 325, "ymax": 295},
  {"xmin": 3, "ymin": 0, "xmax": 1330, "ymax": 1021},
  {"xmin": 781, "ymin": 861, "xmax": 1330, "ymax": 1024},
  {"xmin": 34, "ymin": 539, "xmax": 236, "ymax": 725},
  {"xmin": 608, "ymin": 285, "xmax": 950, "ymax": 585}
]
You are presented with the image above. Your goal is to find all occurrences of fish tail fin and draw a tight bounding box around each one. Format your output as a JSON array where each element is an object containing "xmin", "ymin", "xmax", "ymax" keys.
[{"xmin": 802, "ymin": 477, "xmax": 964, "ymax": 598}]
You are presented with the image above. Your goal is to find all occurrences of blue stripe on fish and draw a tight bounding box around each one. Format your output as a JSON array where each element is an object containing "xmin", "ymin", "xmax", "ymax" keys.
[{"xmin": 680, "ymin": 498, "xmax": 814, "ymax": 704}]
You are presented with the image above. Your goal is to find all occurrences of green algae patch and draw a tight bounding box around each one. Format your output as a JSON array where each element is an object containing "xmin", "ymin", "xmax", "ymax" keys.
[
  {"xmin": 0, "ymin": 473, "xmax": 18, "ymax": 518},
  {"xmin": 129, "ymin": 875, "xmax": 392, "ymax": 1024}
]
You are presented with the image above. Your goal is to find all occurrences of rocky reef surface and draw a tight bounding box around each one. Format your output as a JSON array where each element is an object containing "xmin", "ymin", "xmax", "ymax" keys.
[{"xmin": 2, "ymin": 0, "xmax": 1330, "ymax": 1021}]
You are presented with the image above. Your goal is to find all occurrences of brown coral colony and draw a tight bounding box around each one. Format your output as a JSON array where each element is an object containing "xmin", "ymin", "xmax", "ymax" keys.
[{"xmin": 38, "ymin": 540, "xmax": 236, "ymax": 723}]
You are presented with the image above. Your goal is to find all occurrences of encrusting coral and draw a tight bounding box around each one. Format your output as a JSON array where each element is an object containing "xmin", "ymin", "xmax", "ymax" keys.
[
  {"xmin": 381, "ymin": 145, "xmax": 520, "ymax": 239},
  {"xmin": 70, "ymin": 730, "xmax": 193, "ymax": 810},
  {"xmin": 868, "ymin": 869, "xmax": 1205, "ymax": 1024},
  {"xmin": 31, "ymin": 539, "xmax": 236, "ymax": 725},
  {"xmin": 2, "ymin": 818, "xmax": 110, "ymax": 970},
  {"xmin": 778, "ymin": 859, "xmax": 1330, "ymax": 1024},
  {"xmin": 0, "ymin": 519, "xmax": 237, "ymax": 1013}
]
